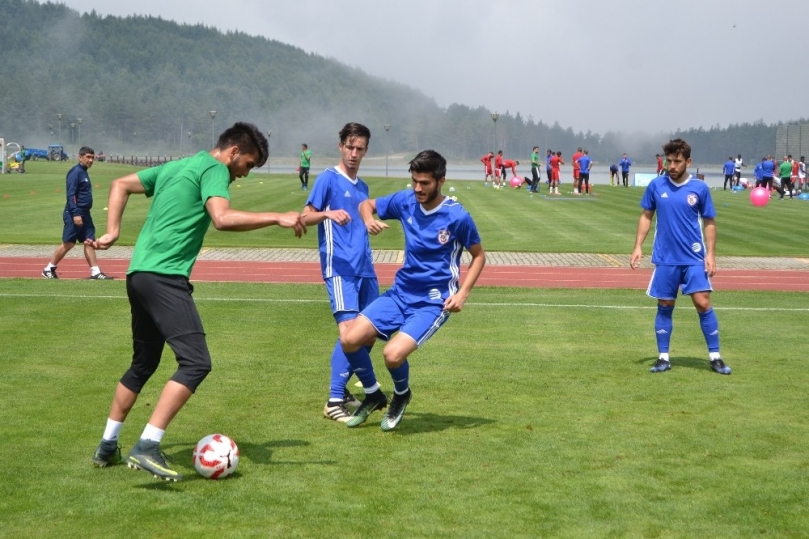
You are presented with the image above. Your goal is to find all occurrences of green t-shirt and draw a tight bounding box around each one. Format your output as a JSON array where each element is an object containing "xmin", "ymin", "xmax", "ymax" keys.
[
  {"xmin": 778, "ymin": 160, "xmax": 792, "ymax": 178},
  {"xmin": 300, "ymin": 149, "xmax": 311, "ymax": 168},
  {"xmin": 531, "ymin": 151, "xmax": 539, "ymax": 168},
  {"xmin": 129, "ymin": 151, "xmax": 231, "ymax": 277}
]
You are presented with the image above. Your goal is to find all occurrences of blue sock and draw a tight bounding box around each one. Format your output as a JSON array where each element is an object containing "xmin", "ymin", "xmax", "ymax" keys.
[
  {"xmin": 698, "ymin": 308, "xmax": 720, "ymax": 353},
  {"xmin": 328, "ymin": 339, "xmax": 351, "ymax": 401},
  {"xmin": 388, "ymin": 360, "xmax": 410, "ymax": 394},
  {"xmin": 655, "ymin": 304, "xmax": 674, "ymax": 354},
  {"xmin": 344, "ymin": 346, "xmax": 377, "ymax": 390}
]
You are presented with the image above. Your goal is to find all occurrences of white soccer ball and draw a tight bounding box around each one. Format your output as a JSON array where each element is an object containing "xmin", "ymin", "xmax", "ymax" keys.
[
  {"xmin": 448, "ymin": 186, "xmax": 456, "ymax": 192},
  {"xmin": 193, "ymin": 434, "xmax": 240, "ymax": 479}
]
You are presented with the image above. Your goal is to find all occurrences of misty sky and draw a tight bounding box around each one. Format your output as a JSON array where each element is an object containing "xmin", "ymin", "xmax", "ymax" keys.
[{"xmin": 59, "ymin": 0, "xmax": 807, "ymax": 135}]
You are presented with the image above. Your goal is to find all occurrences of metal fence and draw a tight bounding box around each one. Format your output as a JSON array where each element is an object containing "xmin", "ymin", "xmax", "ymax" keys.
[{"xmin": 775, "ymin": 123, "xmax": 809, "ymax": 158}]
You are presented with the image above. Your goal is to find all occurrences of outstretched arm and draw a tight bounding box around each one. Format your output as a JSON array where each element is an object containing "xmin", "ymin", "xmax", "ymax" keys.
[
  {"xmin": 301, "ymin": 204, "xmax": 351, "ymax": 227},
  {"xmin": 630, "ymin": 210, "xmax": 654, "ymax": 269},
  {"xmin": 206, "ymin": 197, "xmax": 306, "ymax": 236},
  {"xmin": 443, "ymin": 243, "xmax": 486, "ymax": 313},
  {"xmin": 359, "ymin": 199, "xmax": 389, "ymax": 235}
]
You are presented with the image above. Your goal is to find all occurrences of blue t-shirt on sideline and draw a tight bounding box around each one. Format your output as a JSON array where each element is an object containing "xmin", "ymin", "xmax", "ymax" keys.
[
  {"xmin": 620, "ymin": 157, "xmax": 632, "ymax": 172},
  {"xmin": 306, "ymin": 167, "xmax": 375, "ymax": 280},
  {"xmin": 640, "ymin": 174, "xmax": 716, "ymax": 267},
  {"xmin": 375, "ymin": 190, "xmax": 481, "ymax": 307},
  {"xmin": 576, "ymin": 155, "xmax": 592, "ymax": 173},
  {"xmin": 723, "ymin": 160, "xmax": 735, "ymax": 176}
]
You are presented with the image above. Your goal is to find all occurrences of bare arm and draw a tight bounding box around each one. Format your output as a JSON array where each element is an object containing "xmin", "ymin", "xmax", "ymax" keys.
[
  {"xmin": 443, "ymin": 243, "xmax": 486, "ymax": 313},
  {"xmin": 301, "ymin": 204, "xmax": 351, "ymax": 227},
  {"xmin": 206, "ymin": 197, "xmax": 306, "ymax": 236},
  {"xmin": 703, "ymin": 217, "xmax": 717, "ymax": 277},
  {"xmin": 359, "ymin": 199, "xmax": 389, "ymax": 235},
  {"xmin": 87, "ymin": 173, "xmax": 145, "ymax": 250},
  {"xmin": 630, "ymin": 209, "xmax": 655, "ymax": 269}
]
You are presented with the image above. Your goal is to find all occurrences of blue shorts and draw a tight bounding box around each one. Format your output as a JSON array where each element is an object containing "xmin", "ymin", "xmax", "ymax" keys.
[
  {"xmin": 62, "ymin": 211, "xmax": 95, "ymax": 243},
  {"xmin": 325, "ymin": 275, "xmax": 379, "ymax": 324},
  {"xmin": 360, "ymin": 289, "xmax": 450, "ymax": 346},
  {"xmin": 647, "ymin": 264, "xmax": 713, "ymax": 300}
]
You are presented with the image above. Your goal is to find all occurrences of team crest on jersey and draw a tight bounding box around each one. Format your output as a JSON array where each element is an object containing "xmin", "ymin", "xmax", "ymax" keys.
[
  {"xmin": 437, "ymin": 229, "xmax": 450, "ymax": 244},
  {"xmin": 687, "ymin": 194, "xmax": 698, "ymax": 206}
]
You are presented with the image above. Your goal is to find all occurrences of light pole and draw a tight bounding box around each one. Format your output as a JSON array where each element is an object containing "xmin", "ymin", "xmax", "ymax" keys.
[
  {"xmin": 69, "ymin": 122, "xmax": 76, "ymax": 146},
  {"xmin": 77, "ymin": 118, "xmax": 82, "ymax": 148},
  {"xmin": 384, "ymin": 124, "xmax": 391, "ymax": 177},
  {"xmin": 209, "ymin": 111, "xmax": 217, "ymax": 147},
  {"xmin": 491, "ymin": 112, "xmax": 499, "ymax": 151},
  {"xmin": 56, "ymin": 113, "xmax": 63, "ymax": 144},
  {"xmin": 187, "ymin": 131, "xmax": 192, "ymax": 155},
  {"xmin": 266, "ymin": 130, "xmax": 272, "ymax": 174}
]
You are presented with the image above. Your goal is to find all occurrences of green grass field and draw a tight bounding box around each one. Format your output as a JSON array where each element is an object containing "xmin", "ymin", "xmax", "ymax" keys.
[
  {"xmin": 2, "ymin": 160, "xmax": 809, "ymax": 537},
  {"xmin": 2, "ymin": 160, "xmax": 808, "ymax": 256},
  {"xmin": 2, "ymin": 280, "xmax": 809, "ymax": 537}
]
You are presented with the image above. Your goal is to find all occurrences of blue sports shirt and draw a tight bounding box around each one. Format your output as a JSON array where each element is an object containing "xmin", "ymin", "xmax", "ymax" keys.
[
  {"xmin": 761, "ymin": 160, "xmax": 775, "ymax": 177},
  {"xmin": 576, "ymin": 155, "xmax": 592, "ymax": 173},
  {"xmin": 640, "ymin": 175, "xmax": 716, "ymax": 266},
  {"xmin": 723, "ymin": 160, "xmax": 735, "ymax": 175},
  {"xmin": 376, "ymin": 190, "xmax": 481, "ymax": 306},
  {"xmin": 65, "ymin": 163, "xmax": 93, "ymax": 215},
  {"xmin": 620, "ymin": 157, "xmax": 632, "ymax": 172},
  {"xmin": 306, "ymin": 167, "xmax": 375, "ymax": 279},
  {"xmin": 753, "ymin": 163, "xmax": 763, "ymax": 181}
]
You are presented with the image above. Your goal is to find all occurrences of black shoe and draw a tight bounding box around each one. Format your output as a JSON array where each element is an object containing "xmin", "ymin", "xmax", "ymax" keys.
[
  {"xmin": 92, "ymin": 439, "xmax": 122, "ymax": 467},
  {"xmin": 650, "ymin": 358, "xmax": 671, "ymax": 373},
  {"xmin": 126, "ymin": 439, "xmax": 182, "ymax": 481},
  {"xmin": 380, "ymin": 389, "xmax": 412, "ymax": 431},
  {"xmin": 42, "ymin": 267, "xmax": 59, "ymax": 279},
  {"xmin": 710, "ymin": 358, "xmax": 732, "ymax": 375},
  {"xmin": 90, "ymin": 272, "xmax": 114, "ymax": 280},
  {"xmin": 345, "ymin": 390, "xmax": 388, "ymax": 428}
]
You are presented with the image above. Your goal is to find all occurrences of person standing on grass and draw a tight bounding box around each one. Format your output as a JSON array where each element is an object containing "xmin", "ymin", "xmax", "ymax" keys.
[
  {"xmin": 299, "ymin": 143, "xmax": 312, "ymax": 190},
  {"xmin": 88, "ymin": 122, "xmax": 306, "ymax": 481},
  {"xmin": 340, "ymin": 150, "xmax": 485, "ymax": 431},
  {"xmin": 571, "ymin": 147, "xmax": 583, "ymax": 194},
  {"xmin": 480, "ymin": 151, "xmax": 494, "ymax": 186},
  {"xmin": 620, "ymin": 153, "xmax": 632, "ymax": 187},
  {"xmin": 734, "ymin": 154, "xmax": 746, "ymax": 187},
  {"xmin": 630, "ymin": 138, "xmax": 731, "ymax": 376},
  {"xmin": 778, "ymin": 155, "xmax": 794, "ymax": 199},
  {"xmin": 42, "ymin": 146, "xmax": 112, "ymax": 280},
  {"xmin": 549, "ymin": 151, "xmax": 564, "ymax": 194},
  {"xmin": 656, "ymin": 153, "xmax": 664, "ymax": 176},
  {"xmin": 545, "ymin": 149, "xmax": 554, "ymax": 189},
  {"xmin": 609, "ymin": 163, "xmax": 619, "ymax": 186},
  {"xmin": 723, "ymin": 156, "xmax": 735, "ymax": 190},
  {"xmin": 576, "ymin": 150, "xmax": 592, "ymax": 194},
  {"xmin": 529, "ymin": 146, "xmax": 541, "ymax": 193},
  {"xmin": 301, "ymin": 122, "xmax": 379, "ymax": 423}
]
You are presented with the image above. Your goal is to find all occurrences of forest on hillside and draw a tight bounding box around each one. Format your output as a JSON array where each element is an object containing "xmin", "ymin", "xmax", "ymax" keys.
[{"xmin": 0, "ymin": 0, "xmax": 801, "ymax": 164}]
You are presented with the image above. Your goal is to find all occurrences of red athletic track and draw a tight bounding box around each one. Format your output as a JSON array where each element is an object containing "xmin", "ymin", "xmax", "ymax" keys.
[{"xmin": 3, "ymin": 257, "xmax": 808, "ymax": 291}]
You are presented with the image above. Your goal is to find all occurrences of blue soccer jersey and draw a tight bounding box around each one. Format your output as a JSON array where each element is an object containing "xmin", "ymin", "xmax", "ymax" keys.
[
  {"xmin": 306, "ymin": 167, "xmax": 375, "ymax": 279},
  {"xmin": 577, "ymin": 155, "xmax": 592, "ymax": 173},
  {"xmin": 376, "ymin": 190, "xmax": 481, "ymax": 306},
  {"xmin": 640, "ymin": 175, "xmax": 716, "ymax": 266}
]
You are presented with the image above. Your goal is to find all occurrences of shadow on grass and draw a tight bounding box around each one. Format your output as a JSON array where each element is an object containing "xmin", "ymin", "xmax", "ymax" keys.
[
  {"xmin": 388, "ymin": 412, "xmax": 495, "ymax": 436},
  {"xmin": 636, "ymin": 355, "xmax": 713, "ymax": 372}
]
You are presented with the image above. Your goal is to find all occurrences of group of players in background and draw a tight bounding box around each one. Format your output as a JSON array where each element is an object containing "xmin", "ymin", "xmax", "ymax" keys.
[{"xmin": 724, "ymin": 154, "xmax": 806, "ymax": 200}]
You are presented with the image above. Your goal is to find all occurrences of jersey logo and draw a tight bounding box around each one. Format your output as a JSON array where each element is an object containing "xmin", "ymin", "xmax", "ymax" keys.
[
  {"xmin": 691, "ymin": 242, "xmax": 702, "ymax": 253},
  {"xmin": 407, "ymin": 216, "xmax": 413, "ymax": 225},
  {"xmin": 661, "ymin": 192, "xmax": 668, "ymax": 198},
  {"xmin": 429, "ymin": 289, "xmax": 442, "ymax": 300},
  {"xmin": 437, "ymin": 229, "xmax": 450, "ymax": 244},
  {"xmin": 687, "ymin": 194, "xmax": 698, "ymax": 206},
  {"xmin": 344, "ymin": 190, "xmax": 352, "ymax": 198}
]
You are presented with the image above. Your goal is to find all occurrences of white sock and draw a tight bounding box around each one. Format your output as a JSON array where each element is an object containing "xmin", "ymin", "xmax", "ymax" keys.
[
  {"xmin": 140, "ymin": 423, "xmax": 166, "ymax": 443},
  {"xmin": 364, "ymin": 383, "xmax": 380, "ymax": 394},
  {"xmin": 659, "ymin": 353, "xmax": 670, "ymax": 361},
  {"xmin": 90, "ymin": 266, "xmax": 101, "ymax": 276},
  {"xmin": 45, "ymin": 263, "xmax": 56, "ymax": 270},
  {"xmin": 709, "ymin": 352, "xmax": 721, "ymax": 360},
  {"xmin": 102, "ymin": 419, "xmax": 123, "ymax": 441}
]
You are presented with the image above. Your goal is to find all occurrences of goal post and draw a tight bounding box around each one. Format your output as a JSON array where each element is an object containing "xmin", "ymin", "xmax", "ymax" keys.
[{"xmin": 0, "ymin": 138, "xmax": 5, "ymax": 174}]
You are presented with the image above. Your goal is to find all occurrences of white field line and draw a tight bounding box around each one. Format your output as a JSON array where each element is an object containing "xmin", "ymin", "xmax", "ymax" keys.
[{"xmin": 0, "ymin": 293, "xmax": 807, "ymax": 312}]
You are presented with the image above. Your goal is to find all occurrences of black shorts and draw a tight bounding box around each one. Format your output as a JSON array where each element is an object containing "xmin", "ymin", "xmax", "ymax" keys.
[
  {"xmin": 61, "ymin": 210, "xmax": 95, "ymax": 243},
  {"xmin": 122, "ymin": 272, "xmax": 212, "ymax": 393},
  {"xmin": 579, "ymin": 172, "xmax": 590, "ymax": 183},
  {"xmin": 622, "ymin": 171, "xmax": 629, "ymax": 180}
]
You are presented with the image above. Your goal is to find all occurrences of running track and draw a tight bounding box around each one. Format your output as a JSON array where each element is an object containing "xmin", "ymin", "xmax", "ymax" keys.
[{"xmin": 2, "ymin": 256, "xmax": 808, "ymax": 291}]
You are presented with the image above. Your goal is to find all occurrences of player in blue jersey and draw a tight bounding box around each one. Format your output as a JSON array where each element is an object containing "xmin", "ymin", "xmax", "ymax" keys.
[
  {"xmin": 620, "ymin": 154, "xmax": 632, "ymax": 187},
  {"xmin": 576, "ymin": 150, "xmax": 592, "ymax": 195},
  {"xmin": 302, "ymin": 122, "xmax": 379, "ymax": 422},
  {"xmin": 340, "ymin": 149, "xmax": 486, "ymax": 431},
  {"xmin": 630, "ymin": 138, "xmax": 731, "ymax": 375},
  {"xmin": 723, "ymin": 156, "xmax": 735, "ymax": 190}
]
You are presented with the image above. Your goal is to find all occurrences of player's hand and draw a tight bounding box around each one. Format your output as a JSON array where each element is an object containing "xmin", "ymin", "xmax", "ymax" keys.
[
  {"xmin": 443, "ymin": 291, "xmax": 468, "ymax": 313},
  {"xmin": 704, "ymin": 256, "xmax": 716, "ymax": 277},
  {"xmin": 629, "ymin": 248, "xmax": 643, "ymax": 270},
  {"xmin": 328, "ymin": 209, "xmax": 351, "ymax": 226},
  {"xmin": 365, "ymin": 219, "xmax": 389, "ymax": 236},
  {"xmin": 279, "ymin": 211, "xmax": 307, "ymax": 238},
  {"xmin": 73, "ymin": 215, "xmax": 83, "ymax": 226},
  {"xmin": 89, "ymin": 233, "xmax": 118, "ymax": 250}
]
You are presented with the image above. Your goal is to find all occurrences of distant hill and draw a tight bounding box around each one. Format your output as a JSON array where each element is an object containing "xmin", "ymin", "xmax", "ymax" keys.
[{"xmin": 0, "ymin": 0, "xmax": 792, "ymax": 163}]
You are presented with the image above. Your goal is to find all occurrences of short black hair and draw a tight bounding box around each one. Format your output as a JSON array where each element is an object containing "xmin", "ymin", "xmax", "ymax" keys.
[
  {"xmin": 339, "ymin": 123, "xmax": 371, "ymax": 145},
  {"xmin": 408, "ymin": 149, "xmax": 446, "ymax": 181},
  {"xmin": 216, "ymin": 122, "xmax": 269, "ymax": 167},
  {"xmin": 663, "ymin": 138, "xmax": 691, "ymax": 160},
  {"xmin": 78, "ymin": 146, "xmax": 94, "ymax": 156}
]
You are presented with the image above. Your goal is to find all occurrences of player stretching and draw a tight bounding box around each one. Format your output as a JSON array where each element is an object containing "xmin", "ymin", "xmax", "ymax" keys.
[
  {"xmin": 630, "ymin": 138, "xmax": 731, "ymax": 375},
  {"xmin": 302, "ymin": 123, "xmax": 378, "ymax": 422},
  {"xmin": 340, "ymin": 150, "xmax": 486, "ymax": 430},
  {"xmin": 480, "ymin": 151, "xmax": 494, "ymax": 186}
]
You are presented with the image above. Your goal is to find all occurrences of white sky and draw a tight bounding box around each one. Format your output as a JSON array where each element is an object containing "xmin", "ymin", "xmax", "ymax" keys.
[{"xmin": 59, "ymin": 0, "xmax": 808, "ymax": 134}]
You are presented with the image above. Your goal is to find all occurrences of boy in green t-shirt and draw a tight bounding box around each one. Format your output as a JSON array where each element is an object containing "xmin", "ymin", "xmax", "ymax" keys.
[
  {"xmin": 300, "ymin": 143, "xmax": 312, "ymax": 190},
  {"xmin": 89, "ymin": 122, "xmax": 307, "ymax": 481}
]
